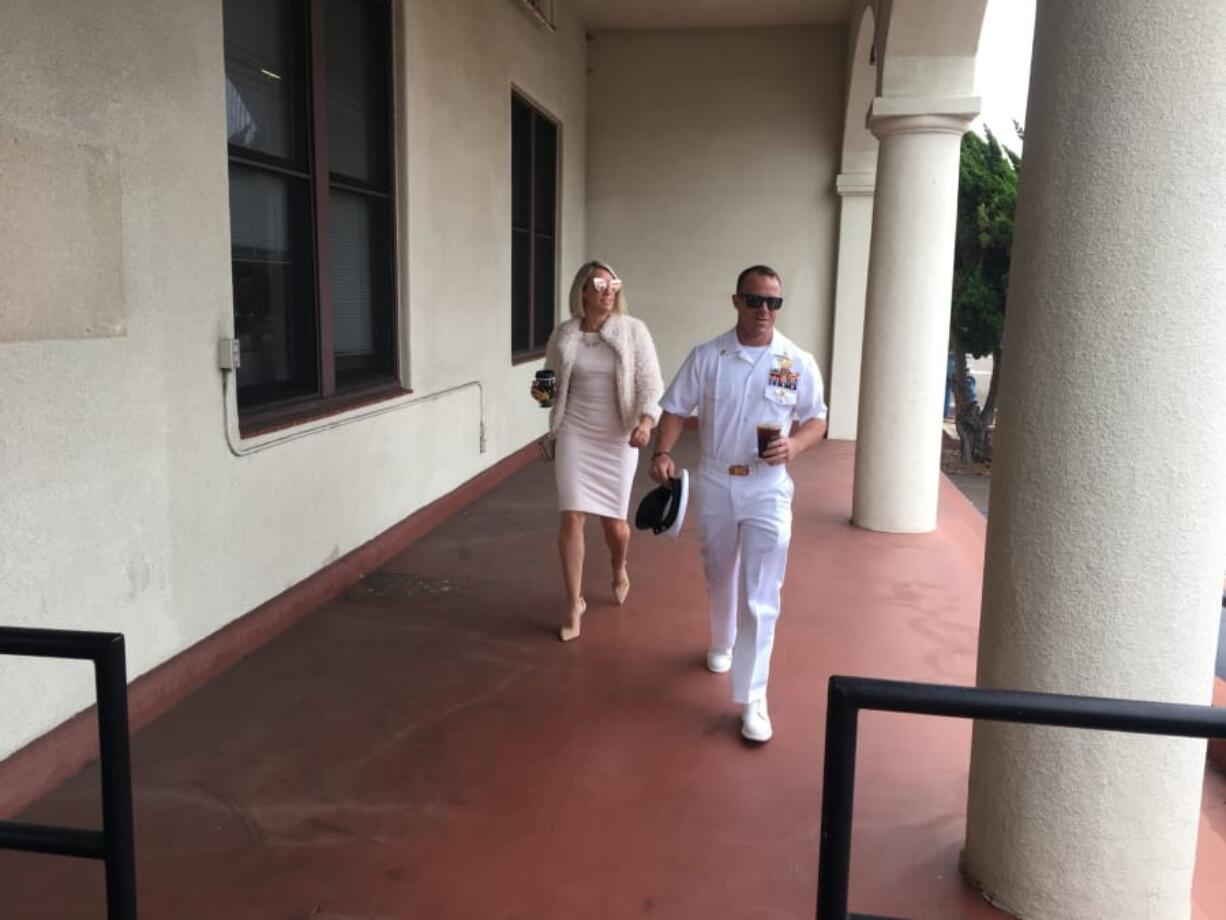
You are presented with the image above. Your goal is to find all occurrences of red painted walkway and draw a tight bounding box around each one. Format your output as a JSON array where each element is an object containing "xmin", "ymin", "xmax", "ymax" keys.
[{"xmin": 3, "ymin": 437, "xmax": 1224, "ymax": 918}]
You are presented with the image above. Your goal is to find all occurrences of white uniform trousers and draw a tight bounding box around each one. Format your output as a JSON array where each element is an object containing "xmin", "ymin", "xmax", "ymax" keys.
[{"xmin": 696, "ymin": 461, "xmax": 794, "ymax": 704}]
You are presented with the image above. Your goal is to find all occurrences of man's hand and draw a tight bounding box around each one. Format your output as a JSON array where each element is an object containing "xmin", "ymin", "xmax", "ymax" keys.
[
  {"xmin": 762, "ymin": 418, "xmax": 827, "ymax": 466},
  {"xmin": 761, "ymin": 435, "xmax": 794, "ymax": 466},
  {"xmin": 629, "ymin": 421, "xmax": 652, "ymax": 449},
  {"xmin": 650, "ymin": 411, "xmax": 685, "ymax": 483},
  {"xmin": 650, "ymin": 451, "xmax": 676, "ymax": 484}
]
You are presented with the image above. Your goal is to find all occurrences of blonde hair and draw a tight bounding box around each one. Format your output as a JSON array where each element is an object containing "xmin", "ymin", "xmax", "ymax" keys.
[{"xmin": 568, "ymin": 260, "xmax": 628, "ymax": 318}]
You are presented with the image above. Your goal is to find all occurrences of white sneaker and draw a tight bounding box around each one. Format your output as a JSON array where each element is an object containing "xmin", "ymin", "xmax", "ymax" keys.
[
  {"xmin": 741, "ymin": 699, "xmax": 773, "ymax": 742},
  {"xmin": 706, "ymin": 647, "xmax": 732, "ymax": 673}
]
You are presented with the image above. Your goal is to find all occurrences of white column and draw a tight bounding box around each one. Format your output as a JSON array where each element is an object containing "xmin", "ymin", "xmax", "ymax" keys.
[
  {"xmin": 826, "ymin": 173, "xmax": 875, "ymax": 441},
  {"xmin": 851, "ymin": 97, "xmax": 977, "ymax": 532},
  {"xmin": 964, "ymin": 3, "xmax": 1226, "ymax": 918}
]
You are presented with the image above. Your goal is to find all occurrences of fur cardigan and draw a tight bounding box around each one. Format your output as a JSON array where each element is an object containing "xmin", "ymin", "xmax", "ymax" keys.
[{"xmin": 543, "ymin": 313, "xmax": 664, "ymax": 436}]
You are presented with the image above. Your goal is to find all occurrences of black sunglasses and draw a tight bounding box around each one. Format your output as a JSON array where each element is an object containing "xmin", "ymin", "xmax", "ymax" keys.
[{"xmin": 738, "ymin": 293, "xmax": 784, "ymax": 311}]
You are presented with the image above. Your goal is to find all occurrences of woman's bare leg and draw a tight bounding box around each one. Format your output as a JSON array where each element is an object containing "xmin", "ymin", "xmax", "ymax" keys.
[
  {"xmin": 558, "ymin": 511, "xmax": 587, "ymax": 640},
  {"xmin": 600, "ymin": 516, "xmax": 631, "ymax": 605}
]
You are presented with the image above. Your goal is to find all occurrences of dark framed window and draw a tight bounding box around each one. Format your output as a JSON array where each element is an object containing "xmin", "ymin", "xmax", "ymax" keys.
[
  {"xmin": 511, "ymin": 92, "xmax": 558, "ymax": 360},
  {"xmin": 223, "ymin": 0, "xmax": 397, "ymax": 428}
]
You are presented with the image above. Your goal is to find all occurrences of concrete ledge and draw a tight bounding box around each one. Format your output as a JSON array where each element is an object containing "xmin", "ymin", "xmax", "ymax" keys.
[{"xmin": 0, "ymin": 440, "xmax": 539, "ymax": 818}]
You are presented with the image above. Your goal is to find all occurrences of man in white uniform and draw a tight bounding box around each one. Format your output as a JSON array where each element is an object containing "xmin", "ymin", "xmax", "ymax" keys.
[{"xmin": 650, "ymin": 265, "xmax": 827, "ymax": 742}]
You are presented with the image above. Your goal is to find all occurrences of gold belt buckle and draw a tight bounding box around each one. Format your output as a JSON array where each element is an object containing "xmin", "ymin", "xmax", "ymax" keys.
[{"xmin": 728, "ymin": 465, "xmax": 750, "ymax": 476}]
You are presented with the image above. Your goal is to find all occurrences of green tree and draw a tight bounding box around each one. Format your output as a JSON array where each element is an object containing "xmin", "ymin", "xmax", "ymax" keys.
[{"xmin": 949, "ymin": 126, "xmax": 1020, "ymax": 463}]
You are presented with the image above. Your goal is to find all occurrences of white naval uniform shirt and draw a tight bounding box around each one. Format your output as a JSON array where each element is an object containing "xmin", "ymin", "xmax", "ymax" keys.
[{"xmin": 659, "ymin": 328, "xmax": 827, "ymax": 474}]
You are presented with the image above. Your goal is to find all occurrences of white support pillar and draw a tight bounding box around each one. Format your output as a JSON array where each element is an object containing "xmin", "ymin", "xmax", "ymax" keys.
[
  {"xmin": 964, "ymin": 3, "xmax": 1226, "ymax": 918},
  {"xmin": 826, "ymin": 173, "xmax": 875, "ymax": 441},
  {"xmin": 851, "ymin": 97, "xmax": 978, "ymax": 532}
]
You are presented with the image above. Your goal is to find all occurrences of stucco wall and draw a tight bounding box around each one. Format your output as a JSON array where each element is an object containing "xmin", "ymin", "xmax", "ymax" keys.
[
  {"xmin": 0, "ymin": 0, "xmax": 585, "ymax": 761},
  {"xmin": 586, "ymin": 26, "xmax": 845, "ymax": 385}
]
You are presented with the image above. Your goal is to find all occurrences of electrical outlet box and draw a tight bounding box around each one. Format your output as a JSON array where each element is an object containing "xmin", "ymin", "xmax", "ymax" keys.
[{"xmin": 217, "ymin": 337, "xmax": 241, "ymax": 370}]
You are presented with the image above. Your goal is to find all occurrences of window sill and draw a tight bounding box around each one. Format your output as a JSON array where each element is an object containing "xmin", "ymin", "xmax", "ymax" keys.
[
  {"xmin": 224, "ymin": 378, "xmax": 489, "ymax": 459},
  {"xmin": 512, "ymin": 349, "xmax": 547, "ymax": 366},
  {"xmin": 238, "ymin": 383, "xmax": 410, "ymax": 439}
]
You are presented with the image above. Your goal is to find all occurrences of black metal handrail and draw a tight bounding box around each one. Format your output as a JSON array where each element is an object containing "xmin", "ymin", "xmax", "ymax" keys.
[
  {"xmin": 0, "ymin": 626, "xmax": 137, "ymax": 919},
  {"xmin": 817, "ymin": 676, "xmax": 1226, "ymax": 920}
]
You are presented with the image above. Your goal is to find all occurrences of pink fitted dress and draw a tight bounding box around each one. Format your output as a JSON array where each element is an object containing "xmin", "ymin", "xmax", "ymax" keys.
[{"xmin": 555, "ymin": 333, "xmax": 638, "ymax": 518}]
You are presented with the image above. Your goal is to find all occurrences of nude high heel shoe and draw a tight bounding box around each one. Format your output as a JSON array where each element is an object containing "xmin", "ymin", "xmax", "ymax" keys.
[
  {"xmin": 612, "ymin": 568, "xmax": 630, "ymax": 606},
  {"xmin": 559, "ymin": 597, "xmax": 587, "ymax": 642}
]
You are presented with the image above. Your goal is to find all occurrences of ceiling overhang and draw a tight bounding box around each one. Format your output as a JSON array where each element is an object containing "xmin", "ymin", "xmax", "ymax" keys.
[{"xmin": 571, "ymin": 0, "xmax": 855, "ymax": 31}]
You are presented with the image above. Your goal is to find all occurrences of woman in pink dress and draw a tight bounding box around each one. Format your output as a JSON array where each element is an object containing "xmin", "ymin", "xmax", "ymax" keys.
[{"xmin": 536, "ymin": 261, "xmax": 664, "ymax": 641}]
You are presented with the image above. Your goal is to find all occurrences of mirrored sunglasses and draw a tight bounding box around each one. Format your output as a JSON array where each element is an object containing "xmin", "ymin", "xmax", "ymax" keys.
[
  {"xmin": 739, "ymin": 293, "xmax": 784, "ymax": 311},
  {"xmin": 590, "ymin": 277, "xmax": 623, "ymax": 294}
]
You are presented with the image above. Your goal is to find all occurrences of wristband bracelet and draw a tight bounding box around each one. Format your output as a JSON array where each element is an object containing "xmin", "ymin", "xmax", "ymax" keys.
[{"xmin": 651, "ymin": 451, "xmax": 671, "ymax": 459}]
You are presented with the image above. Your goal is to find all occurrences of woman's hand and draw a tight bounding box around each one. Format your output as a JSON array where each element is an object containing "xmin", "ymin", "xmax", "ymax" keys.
[{"xmin": 628, "ymin": 420, "xmax": 652, "ymax": 448}]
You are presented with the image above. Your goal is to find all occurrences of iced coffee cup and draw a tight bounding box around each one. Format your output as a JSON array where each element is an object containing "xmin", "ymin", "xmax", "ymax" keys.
[{"xmin": 757, "ymin": 421, "xmax": 782, "ymax": 458}]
